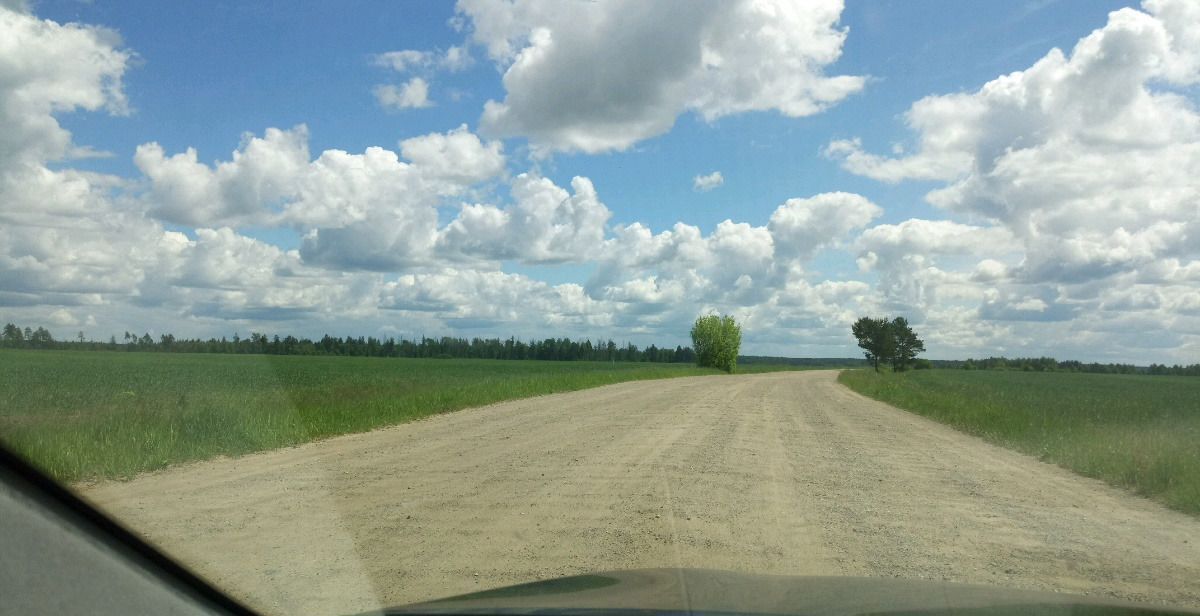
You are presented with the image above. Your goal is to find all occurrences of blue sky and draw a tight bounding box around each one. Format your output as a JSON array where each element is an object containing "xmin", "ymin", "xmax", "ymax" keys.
[{"xmin": 4, "ymin": 0, "xmax": 1199, "ymax": 361}]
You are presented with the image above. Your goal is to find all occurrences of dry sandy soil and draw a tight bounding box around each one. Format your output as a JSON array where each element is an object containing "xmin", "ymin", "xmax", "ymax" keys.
[{"xmin": 81, "ymin": 371, "xmax": 1200, "ymax": 615}]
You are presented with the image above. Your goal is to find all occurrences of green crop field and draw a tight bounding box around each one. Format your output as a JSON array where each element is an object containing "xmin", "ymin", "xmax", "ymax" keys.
[
  {"xmin": 1, "ymin": 350, "xmax": 784, "ymax": 483},
  {"xmin": 839, "ymin": 369, "xmax": 1200, "ymax": 515}
]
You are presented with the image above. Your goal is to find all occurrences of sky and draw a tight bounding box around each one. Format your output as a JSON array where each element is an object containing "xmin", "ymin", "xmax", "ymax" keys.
[{"xmin": 2, "ymin": 0, "xmax": 1198, "ymax": 363}]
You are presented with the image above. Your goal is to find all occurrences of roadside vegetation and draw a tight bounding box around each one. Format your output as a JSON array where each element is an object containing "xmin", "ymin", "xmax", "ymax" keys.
[
  {"xmin": 850, "ymin": 316, "xmax": 926, "ymax": 372},
  {"xmin": 957, "ymin": 355, "xmax": 1200, "ymax": 377},
  {"xmin": 2, "ymin": 321, "xmax": 699, "ymax": 363},
  {"xmin": 0, "ymin": 350, "xmax": 761, "ymax": 483},
  {"xmin": 690, "ymin": 314, "xmax": 742, "ymax": 373},
  {"xmin": 839, "ymin": 369, "xmax": 1200, "ymax": 515}
]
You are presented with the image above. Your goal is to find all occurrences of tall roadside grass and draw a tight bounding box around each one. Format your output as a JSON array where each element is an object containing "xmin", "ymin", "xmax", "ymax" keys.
[
  {"xmin": 838, "ymin": 369, "xmax": 1200, "ymax": 516},
  {"xmin": 0, "ymin": 350, "xmax": 775, "ymax": 483}
]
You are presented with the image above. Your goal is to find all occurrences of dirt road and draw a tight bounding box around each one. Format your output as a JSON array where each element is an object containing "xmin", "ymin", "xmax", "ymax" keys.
[{"xmin": 82, "ymin": 371, "xmax": 1200, "ymax": 614}]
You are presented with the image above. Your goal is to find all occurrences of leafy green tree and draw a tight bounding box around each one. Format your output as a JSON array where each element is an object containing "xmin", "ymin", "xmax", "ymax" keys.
[
  {"xmin": 889, "ymin": 316, "xmax": 925, "ymax": 372},
  {"xmin": 2, "ymin": 323, "xmax": 24, "ymax": 347},
  {"xmin": 851, "ymin": 316, "xmax": 893, "ymax": 372},
  {"xmin": 28, "ymin": 327, "xmax": 54, "ymax": 349},
  {"xmin": 852, "ymin": 316, "xmax": 925, "ymax": 372},
  {"xmin": 691, "ymin": 314, "xmax": 742, "ymax": 373}
]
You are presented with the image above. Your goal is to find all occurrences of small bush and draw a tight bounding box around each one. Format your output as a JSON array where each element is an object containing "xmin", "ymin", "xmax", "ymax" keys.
[{"xmin": 690, "ymin": 315, "xmax": 742, "ymax": 373}]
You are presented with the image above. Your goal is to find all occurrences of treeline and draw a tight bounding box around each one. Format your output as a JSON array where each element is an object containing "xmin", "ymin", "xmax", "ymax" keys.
[
  {"xmin": 958, "ymin": 356, "xmax": 1200, "ymax": 377},
  {"xmin": 0, "ymin": 322, "xmax": 697, "ymax": 363}
]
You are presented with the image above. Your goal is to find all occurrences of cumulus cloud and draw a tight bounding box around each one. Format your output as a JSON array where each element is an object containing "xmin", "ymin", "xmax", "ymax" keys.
[
  {"xmin": 769, "ymin": 192, "xmax": 881, "ymax": 261},
  {"xmin": 458, "ymin": 0, "xmax": 863, "ymax": 153},
  {"xmin": 380, "ymin": 269, "xmax": 607, "ymax": 330},
  {"xmin": 398, "ymin": 124, "xmax": 505, "ymax": 184},
  {"xmin": 291, "ymin": 128, "xmax": 505, "ymax": 270},
  {"xmin": 0, "ymin": 5, "xmax": 130, "ymax": 169},
  {"xmin": 828, "ymin": 2, "xmax": 1200, "ymax": 268},
  {"xmin": 587, "ymin": 192, "xmax": 882, "ymax": 323},
  {"xmin": 0, "ymin": 3, "xmax": 158, "ymax": 315},
  {"xmin": 438, "ymin": 174, "xmax": 610, "ymax": 263},
  {"xmin": 692, "ymin": 171, "xmax": 723, "ymax": 192},
  {"xmin": 824, "ymin": 0, "xmax": 1200, "ymax": 358},
  {"xmin": 374, "ymin": 77, "xmax": 433, "ymax": 110},
  {"xmin": 136, "ymin": 126, "xmax": 311, "ymax": 227},
  {"xmin": 853, "ymin": 219, "xmax": 1019, "ymax": 318},
  {"xmin": 137, "ymin": 124, "xmax": 504, "ymax": 230},
  {"xmin": 856, "ymin": 220, "xmax": 1016, "ymax": 266}
]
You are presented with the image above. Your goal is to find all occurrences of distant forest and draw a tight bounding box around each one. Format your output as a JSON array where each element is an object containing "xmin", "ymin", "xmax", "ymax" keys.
[
  {"xmin": 935, "ymin": 356, "xmax": 1200, "ymax": 377},
  {"xmin": 1, "ymin": 322, "xmax": 696, "ymax": 363}
]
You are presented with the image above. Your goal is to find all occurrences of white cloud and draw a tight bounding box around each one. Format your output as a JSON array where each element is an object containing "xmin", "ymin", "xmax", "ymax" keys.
[
  {"xmin": 291, "ymin": 129, "xmax": 505, "ymax": 270},
  {"xmin": 823, "ymin": 0, "xmax": 1200, "ymax": 358},
  {"xmin": 373, "ymin": 50, "xmax": 432, "ymax": 72},
  {"xmin": 1144, "ymin": 0, "xmax": 1200, "ymax": 83},
  {"xmin": 381, "ymin": 268, "xmax": 608, "ymax": 330},
  {"xmin": 0, "ymin": 3, "xmax": 166, "ymax": 317},
  {"xmin": 174, "ymin": 228, "xmax": 293, "ymax": 290},
  {"xmin": 692, "ymin": 171, "xmax": 723, "ymax": 192},
  {"xmin": 459, "ymin": 0, "xmax": 863, "ymax": 153},
  {"xmin": 0, "ymin": 5, "xmax": 130, "ymax": 169},
  {"xmin": 438, "ymin": 173, "xmax": 611, "ymax": 264},
  {"xmin": 827, "ymin": 2, "xmax": 1200, "ymax": 197},
  {"xmin": 587, "ymin": 192, "xmax": 882, "ymax": 319},
  {"xmin": 440, "ymin": 45, "xmax": 474, "ymax": 72},
  {"xmin": 852, "ymin": 219, "xmax": 1021, "ymax": 324},
  {"xmin": 856, "ymin": 220, "xmax": 1016, "ymax": 265},
  {"xmin": 374, "ymin": 77, "xmax": 433, "ymax": 110},
  {"xmin": 769, "ymin": 192, "xmax": 882, "ymax": 261},
  {"xmin": 46, "ymin": 308, "xmax": 75, "ymax": 326},
  {"xmin": 972, "ymin": 259, "xmax": 1008, "ymax": 283},
  {"xmin": 398, "ymin": 124, "xmax": 505, "ymax": 184},
  {"xmin": 132, "ymin": 124, "xmax": 507, "ymax": 280},
  {"xmin": 137, "ymin": 124, "xmax": 504, "ymax": 231},
  {"xmin": 374, "ymin": 46, "xmax": 474, "ymax": 73},
  {"xmin": 135, "ymin": 126, "xmax": 311, "ymax": 227},
  {"xmin": 822, "ymin": 137, "xmax": 969, "ymax": 183}
]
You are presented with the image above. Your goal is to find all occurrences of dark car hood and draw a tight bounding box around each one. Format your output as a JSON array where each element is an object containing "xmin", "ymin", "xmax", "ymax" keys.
[{"xmin": 371, "ymin": 568, "xmax": 1196, "ymax": 616}]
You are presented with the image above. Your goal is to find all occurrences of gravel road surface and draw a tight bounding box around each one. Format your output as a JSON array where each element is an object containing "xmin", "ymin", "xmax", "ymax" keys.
[{"xmin": 81, "ymin": 371, "xmax": 1200, "ymax": 614}]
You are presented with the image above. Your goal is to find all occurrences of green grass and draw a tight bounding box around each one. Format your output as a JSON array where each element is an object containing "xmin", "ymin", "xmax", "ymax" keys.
[
  {"xmin": 1, "ymin": 350, "xmax": 789, "ymax": 483},
  {"xmin": 838, "ymin": 369, "xmax": 1200, "ymax": 515}
]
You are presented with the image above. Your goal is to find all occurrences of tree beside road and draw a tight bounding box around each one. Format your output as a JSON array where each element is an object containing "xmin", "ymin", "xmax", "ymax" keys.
[
  {"xmin": 691, "ymin": 314, "xmax": 742, "ymax": 373},
  {"xmin": 852, "ymin": 316, "xmax": 925, "ymax": 372}
]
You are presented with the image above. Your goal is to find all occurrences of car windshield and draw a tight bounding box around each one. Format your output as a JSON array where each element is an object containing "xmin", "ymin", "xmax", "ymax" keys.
[{"xmin": 2, "ymin": 1, "xmax": 1199, "ymax": 614}]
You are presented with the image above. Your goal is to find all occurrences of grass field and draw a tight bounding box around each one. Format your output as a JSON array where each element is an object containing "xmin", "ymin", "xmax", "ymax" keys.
[
  {"xmin": 839, "ymin": 369, "xmax": 1200, "ymax": 515},
  {"xmin": 1, "ymin": 350, "xmax": 794, "ymax": 483}
]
